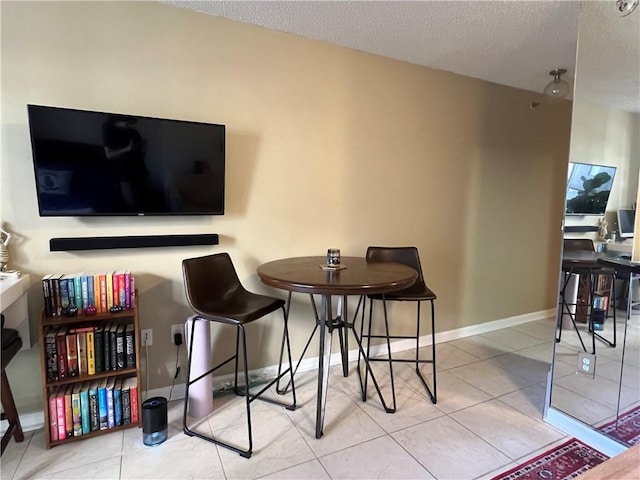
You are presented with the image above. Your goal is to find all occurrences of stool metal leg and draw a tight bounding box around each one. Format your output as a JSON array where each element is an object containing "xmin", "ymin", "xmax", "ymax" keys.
[
  {"xmin": 358, "ymin": 298, "xmax": 437, "ymax": 407},
  {"xmin": 183, "ymin": 312, "xmax": 296, "ymax": 459}
]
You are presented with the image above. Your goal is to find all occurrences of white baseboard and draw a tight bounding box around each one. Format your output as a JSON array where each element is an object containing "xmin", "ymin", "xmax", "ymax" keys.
[
  {"xmin": 544, "ymin": 407, "xmax": 627, "ymax": 457},
  {"xmin": 0, "ymin": 410, "xmax": 44, "ymax": 435},
  {"xmin": 5, "ymin": 308, "xmax": 554, "ymax": 433}
]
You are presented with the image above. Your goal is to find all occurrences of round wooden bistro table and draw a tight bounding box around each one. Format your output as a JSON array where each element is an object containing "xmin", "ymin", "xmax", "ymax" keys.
[{"xmin": 257, "ymin": 256, "xmax": 417, "ymax": 438}]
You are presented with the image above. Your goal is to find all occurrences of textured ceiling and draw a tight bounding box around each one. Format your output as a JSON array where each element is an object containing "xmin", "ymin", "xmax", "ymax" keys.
[
  {"xmin": 164, "ymin": 1, "xmax": 639, "ymax": 113},
  {"xmin": 576, "ymin": 1, "xmax": 640, "ymax": 113}
]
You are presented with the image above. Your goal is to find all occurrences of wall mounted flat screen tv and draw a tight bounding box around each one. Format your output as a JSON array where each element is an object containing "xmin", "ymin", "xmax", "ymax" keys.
[
  {"xmin": 565, "ymin": 162, "xmax": 616, "ymax": 215},
  {"xmin": 27, "ymin": 104, "xmax": 225, "ymax": 216}
]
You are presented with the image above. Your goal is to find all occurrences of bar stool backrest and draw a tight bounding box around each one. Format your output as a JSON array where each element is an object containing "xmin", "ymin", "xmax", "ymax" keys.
[
  {"xmin": 366, "ymin": 246, "xmax": 425, "ymax": 284},
  {"xmin": 182, "ymin": 253, "xmax": 244, "ymax": 320}
]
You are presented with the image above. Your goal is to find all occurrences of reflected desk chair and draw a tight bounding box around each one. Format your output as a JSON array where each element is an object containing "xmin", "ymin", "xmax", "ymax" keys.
[
  {"xmin": 1, "ymin": 314, "xmax": 24, "ymax": 455},
  {"xmin": 557, "ymin": 239, "xmax": 617, "ymax": 353},
  {"xmin": 357, "ymin": 246, "xmax": 437, "ymax": 412},
  {"xmin": 182, "ymin": 253, "xmax": 296, "ymax": 458}
]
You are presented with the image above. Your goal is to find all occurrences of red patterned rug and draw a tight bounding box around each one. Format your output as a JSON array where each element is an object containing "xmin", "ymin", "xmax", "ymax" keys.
[
  {"xmin": 491, "ymin": 438, "xmax": 608, "ymax": 480},
  {"xmin": 597, "ymin": 405, "xmax": 640, "ymax": 447}
]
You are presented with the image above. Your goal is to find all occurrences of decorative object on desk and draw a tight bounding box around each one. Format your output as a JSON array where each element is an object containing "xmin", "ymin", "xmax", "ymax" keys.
[
  {"xmin": 0, "ymin": 228, "xmax": 12, "ymax": 271},
  {"xmin": 490, "ymin": 438, "xmax": 608, "ymax": 480},
  {"xmin": 326, "ymin": 248, "xmax": 341, "ymax": 267},
  {"xmin": 319, "ymin": 264, "xmax": 347, "ymax": 271},
  {"xmin": 597, "ymin": 405, "xmax": 640, "ymax": 447},
  {"xmin": 598, "ymin": 217, "xmax": 608, "ymax": 241}
]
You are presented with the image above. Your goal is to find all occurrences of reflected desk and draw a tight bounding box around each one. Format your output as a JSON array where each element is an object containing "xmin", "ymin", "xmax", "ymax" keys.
[
  {"xmin": 557, "ymin": 251, "xmax": 615, "ymax": 354},
  {"xmin": 257, "ymin": 256, "xmax": 417, "ymax": 438}
]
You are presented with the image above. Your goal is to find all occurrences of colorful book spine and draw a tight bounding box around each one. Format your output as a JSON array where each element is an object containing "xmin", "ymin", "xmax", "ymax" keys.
[
  {"xmin": 66, "ymin": 332, "xmax": 79, "ymax": 377},
  {"xmin": 88, "ymin": 274, "xmax": 95, "ymax": 309},
  {"xmin": 56, "ymin": 387, "xmax": 66, "ymax": 440},
  {"xmin": 73, "ymin": 274, "xmax": 83, "ymax": 315},
  {"xmin": 99, "ymin": 273, "xmax": 107, "ymax": 313},
  {"xmin": 105, "ymin": 272, "xmax": 113, "ymax": 310},
  {"xmin": 48, "ymin": 386, "xmax": 59, "ymax": 441},
  {"xmin": 124, "ymin": 271, "xmax": 131, "ymax": 310},
  {"xmin": 117, "ymin": 271, "xmax": 126, "ymax": 307},
  {"xmin": 94, "ymin": 324, "xmax": 105, "ymax": 374},
  {"xmin": 112, "ymin": 272, "xmax": 119, "ymax": 307},
  {"xmin": 42, "ymin": 274, "xmax": 53, "ymax": 317},
  {"xmin": 45, "ymin": 331, "xmax": 58, "ymax": 381},
  {"xmin": 98, "ymin": 378, "xmax": 108, "ymax": 430},
  {"xmin": 87, "ymin": 330, "xmax": 96, "ymax": 375},
  {"xmin": 81, "ymin": 274, "xmax": 89, "ymax": 311},
  {"xmin": 95, "ymin": 274, "xmax": 102, "ymax": 312},
  {"xmin": 125, "ymin": 324, "xmax": 135, "ymax": 369},
  {"xmin": 51, "ymin": 273, "xmax": 63, "ymax": 316},
  {"xmin": 76, "ymin": 332, "xmax": 88, "ymax": 377},
  {"xmin": 109, "ymin": 323, "xmax": 118, "ymax": 371},
  {"xmin": 121, "ymin": 381, "xmax": 131, "ymax": 424},
  {"xmin": 59, "ymin": 275, "xmax": 70, "ymax": 315},
  {"xmin": 65, "ymin": 277, "xmax": 77, "ymax": 312},
  {"xmin": 56, "ymin": 328, "xmax": 68, "ymax": 379},
  {"xmin": 106, "ymin": 377, "xmax": 115, "ymax": 429},
  {"xmin": 130, "ymin": 276, "xmax": 136, "ymax": 307},
  {"xmin": 114, "ymin": 378, "xmax": 122, "ymax": 426},
  {"xmin": 129, "ymin": 377, "xmax": 139, "ymax": 423},
  {"xmin": 103, "ymin": 322, "xmax": 112, "ymax": 372},
  {"xmin": 89, "ymin": 380, "xmax": 99, "ymax": 432},
  {"xmin": 116, "ymin": 324, "xmax": 125, "ymax": 369},
  {"xmin": 72, "ymin": 384, "xmax": 82, "ymax": 437},
  {"xmin": 64, "ymin": 384, "xmax": 73, "ymax": 438},
  {"xmin": 80, "ymin": 382, "xmax": 90, "ymax": 435}
]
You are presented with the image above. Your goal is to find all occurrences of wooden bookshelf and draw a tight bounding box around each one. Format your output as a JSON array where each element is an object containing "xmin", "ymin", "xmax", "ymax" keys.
[{"xmin": 38, "ymin": 295, "xmax": 142, "ymax": 449}]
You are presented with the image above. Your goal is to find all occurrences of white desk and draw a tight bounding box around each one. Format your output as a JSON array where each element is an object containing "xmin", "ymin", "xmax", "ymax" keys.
[
  {"xmin": 602, "ymin": 241, "xmax": 633, "ymax": 255},
  {"xmin": 0, "ymin": 274, "xmax": 31, "ymax": 350}
]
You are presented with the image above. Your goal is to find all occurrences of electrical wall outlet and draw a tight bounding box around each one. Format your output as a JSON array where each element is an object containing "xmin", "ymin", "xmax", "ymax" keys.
[
  {"xmin": 171, "ymin": 324, "xmax": 184, "ymax": 345},
  {"xmin": 141, "ymin": 328, "xmax": 153, "ymax": 347},
  {"xmin": 577, "ymin": 352, "xmax": 596, "ymax": 377}
]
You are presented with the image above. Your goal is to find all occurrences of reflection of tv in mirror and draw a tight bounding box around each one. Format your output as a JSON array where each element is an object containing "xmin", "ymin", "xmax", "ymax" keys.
[
  {"xmin": 565, "ymin": 162, "xmax": 617, "ymax": 215},
  {"xmin": 617, "ymin": 209, "xmax": 635, "ymax": 238}
]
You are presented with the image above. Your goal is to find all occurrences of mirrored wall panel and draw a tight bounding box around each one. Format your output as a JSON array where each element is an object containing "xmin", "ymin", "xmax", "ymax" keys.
[{"xmin": 549, "ymin": 1, "xmax": 640, "ymax": 448}]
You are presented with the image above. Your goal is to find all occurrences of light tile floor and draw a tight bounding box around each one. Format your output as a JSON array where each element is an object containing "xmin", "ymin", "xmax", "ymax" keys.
[
  {"xmin": 551, "ymin": 306, "xmax": 640, "ymax": 431},
  {"xmin": 3, "ymin": 316, "xmax": 636, "ymax": 480}
]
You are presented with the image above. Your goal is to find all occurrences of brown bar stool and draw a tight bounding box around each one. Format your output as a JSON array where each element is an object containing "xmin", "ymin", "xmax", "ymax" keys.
[
  {"xmin": 357, "ymin": 246, "xmax": 437, "ymax": 412},
  {"xmin": 181, "ymin": 253, "xmax": 296, "ymax": 458},
  {"xmin": 1, "ymin": 314, "xmax": 25, "ymax": 455}
]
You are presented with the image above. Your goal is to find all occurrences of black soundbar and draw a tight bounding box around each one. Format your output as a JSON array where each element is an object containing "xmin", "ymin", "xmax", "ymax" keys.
[
  {"xmin": 50, "ymin": 234, "xmax": 219, "ymax": 251},
  {"xmin": 565, "ymin": 226, "xmax": 599, "ymax": 233}
]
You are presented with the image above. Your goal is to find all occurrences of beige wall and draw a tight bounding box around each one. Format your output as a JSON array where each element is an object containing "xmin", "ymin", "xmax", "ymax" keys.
[{"xmin": 1, "ymin": 1, "xmax": 572, "ymax": 412}]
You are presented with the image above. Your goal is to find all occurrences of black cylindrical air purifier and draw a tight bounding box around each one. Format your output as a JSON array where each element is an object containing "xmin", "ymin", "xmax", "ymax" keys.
[{"xmin": 142, "ymin": 396, "xmax": 168, "ymax": 446}]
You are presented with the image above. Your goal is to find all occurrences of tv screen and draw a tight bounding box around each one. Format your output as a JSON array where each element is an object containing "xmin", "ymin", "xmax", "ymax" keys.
[
  {"xmin": 565, "ymin": 162, "xmax": 616, "ymax": 215},
  {"xmin": 27, "ymin": 105, "xmax": 225, "ymax": 216}
]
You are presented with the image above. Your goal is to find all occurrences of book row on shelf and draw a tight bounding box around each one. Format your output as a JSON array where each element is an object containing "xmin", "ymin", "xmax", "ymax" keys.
[
  {"xmin": 42, "ymin": 271, "xmax": 136, "ymax": 317},
  {"xmin": 48, "ymin": 376, "xmax": 139, "ymax": 442},
  {"xmin": 45, "ymin": 321, "xmax": 136, "ymax": 382},
  {"xmin": 592, "ymin": 294, "xmax": 610, "ymax": 311}
]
